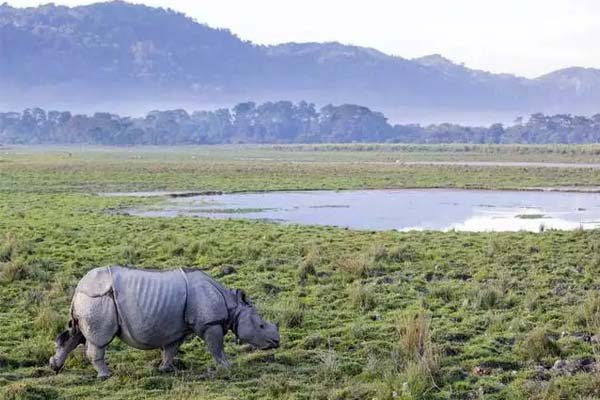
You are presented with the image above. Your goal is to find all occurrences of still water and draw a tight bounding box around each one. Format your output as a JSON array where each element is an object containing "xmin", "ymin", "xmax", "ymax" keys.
[{"xmin": 118, "ymin": 189, "xmax": 600, "ymax": 232}]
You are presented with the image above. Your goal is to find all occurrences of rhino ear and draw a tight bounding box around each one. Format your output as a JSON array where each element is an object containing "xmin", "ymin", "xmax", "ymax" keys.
[{"xmin": 235, "ymin": 289, "xmax": 247, "ymax": 304}]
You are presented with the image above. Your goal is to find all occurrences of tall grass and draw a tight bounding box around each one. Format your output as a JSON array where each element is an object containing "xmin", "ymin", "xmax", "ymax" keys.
[
  {"xmin": 348, "ymin": 282, "xmax": 377, "ymax": 312},
  {"xmin": 338, "ymin": 254, "xmax": 374, "ymax": 278},
  {"xmin": 299, "ymin": 243, "xmax": 319, "ymax": 280},
  {"xmin": 396, "ymin": 310, "xmax": 439, "ymax": 375},
  {"xmin": 519, "ymin": 328, "xmax": 561, "ymax": 362}
]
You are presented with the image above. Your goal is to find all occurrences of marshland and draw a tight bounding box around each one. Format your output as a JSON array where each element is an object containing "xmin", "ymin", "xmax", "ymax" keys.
[{"xmin": 2, "ymin": 145, "xmax": 600, "ymax": 399}]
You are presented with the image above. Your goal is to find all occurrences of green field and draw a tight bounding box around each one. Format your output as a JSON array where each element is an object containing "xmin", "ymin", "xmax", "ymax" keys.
[
  {"xmin": 2, "ymin": 145, "xmax": 600, "ymax": 194},
  {"xmin": 2, "ymin": 145, "xmax": 600, "ymax": 399}
]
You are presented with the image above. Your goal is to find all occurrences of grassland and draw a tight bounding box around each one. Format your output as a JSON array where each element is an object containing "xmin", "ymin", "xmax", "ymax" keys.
[
  {"xmin": 1, "ymin": 145, "xmax": 600, "ymax": 399},
  {"xmin": 2, "ymin": 145, "xmax": 600, "ymax": 194}
]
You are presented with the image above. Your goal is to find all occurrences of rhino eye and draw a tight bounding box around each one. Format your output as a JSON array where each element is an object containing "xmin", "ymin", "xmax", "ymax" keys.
[{"xmin": 259, "ymin": 323, "xmax": 265, "ymax": 329}]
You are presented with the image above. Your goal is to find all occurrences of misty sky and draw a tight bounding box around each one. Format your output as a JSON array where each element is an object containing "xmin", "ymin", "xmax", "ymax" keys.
[{"xmin": 8, "ymin": 0, "xmax": 600, "ymax": 77}]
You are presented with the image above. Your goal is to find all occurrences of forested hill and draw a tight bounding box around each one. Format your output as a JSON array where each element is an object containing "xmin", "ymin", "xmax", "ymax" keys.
[
  {"xmin": 1, "ymin": 2, "xmax": 600, "ymax": 119},
  {"xmin": 1, "ymin": 102, "xmax": 600, "ymax": 145}
]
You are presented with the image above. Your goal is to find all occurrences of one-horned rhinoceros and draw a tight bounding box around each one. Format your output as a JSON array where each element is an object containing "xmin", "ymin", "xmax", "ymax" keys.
[{"xmin": 49, "ymin": 266, "xmax": 280, "ymax": 378}]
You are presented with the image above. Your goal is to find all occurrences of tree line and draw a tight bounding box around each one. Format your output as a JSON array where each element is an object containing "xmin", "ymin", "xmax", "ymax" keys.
[{"xmin": 1, "ymin": 102, "xmax": 600, "ymax": 145}]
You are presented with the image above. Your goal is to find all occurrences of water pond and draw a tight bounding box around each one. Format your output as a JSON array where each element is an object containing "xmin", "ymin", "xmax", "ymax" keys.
[{"xmin": 111, "ymin": 189, "xmax": 600, "ymax": 232}]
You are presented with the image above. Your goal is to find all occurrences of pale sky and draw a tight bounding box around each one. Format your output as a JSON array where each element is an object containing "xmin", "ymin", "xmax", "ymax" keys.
[{"xmin": 8, "ymin": 0, "xmax": 600, "ymax": 78}]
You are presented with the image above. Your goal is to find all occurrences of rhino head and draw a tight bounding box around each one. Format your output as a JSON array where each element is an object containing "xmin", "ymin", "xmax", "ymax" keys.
[{"xmin": 231, "ymin": 289, "xmax": 280, "ymax": 350}]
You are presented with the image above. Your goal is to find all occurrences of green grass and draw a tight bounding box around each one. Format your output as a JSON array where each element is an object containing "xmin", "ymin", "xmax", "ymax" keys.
[
  {"xmin": 1, "ymin": 145, "xmax": 600, "ymax": 399},
  {"xmin": 1, "ymin": 145, "xmax": 600, "ymax": 194}
]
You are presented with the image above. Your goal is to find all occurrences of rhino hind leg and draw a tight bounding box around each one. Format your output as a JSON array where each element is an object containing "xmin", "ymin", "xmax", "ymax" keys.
[
  {"xmin": 159, "ymin": 343, "xmax": 180, "ymax": 373},
  {"xmin": 86, "ymin": 343, "xmax": 110, "ymax": 379},
  {"xmin": 72, "ymin": 292, "xmax": 118, "ymax": 378}
]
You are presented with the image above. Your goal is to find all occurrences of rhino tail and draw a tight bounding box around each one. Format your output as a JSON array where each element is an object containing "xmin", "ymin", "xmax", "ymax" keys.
[{"xmin": 56, "ymin": 303, "xmax": 85, "ymax": 347}]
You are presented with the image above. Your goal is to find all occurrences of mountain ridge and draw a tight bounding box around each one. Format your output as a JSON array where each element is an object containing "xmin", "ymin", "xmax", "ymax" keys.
[{"xmin": 0, "ymin": 1, "xmax": 598, "ymax": 123}]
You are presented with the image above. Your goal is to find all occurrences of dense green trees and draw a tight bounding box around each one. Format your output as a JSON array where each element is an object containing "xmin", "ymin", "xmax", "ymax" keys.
[{"xmin": 1, "ymin": 102, "xmax": 599, "ymax": 145}]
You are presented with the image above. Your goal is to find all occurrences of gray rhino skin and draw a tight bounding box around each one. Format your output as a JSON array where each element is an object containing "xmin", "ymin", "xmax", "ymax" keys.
[{"xmin": 49, "ymin": 266, "xmax": 280, "ymax": 378}]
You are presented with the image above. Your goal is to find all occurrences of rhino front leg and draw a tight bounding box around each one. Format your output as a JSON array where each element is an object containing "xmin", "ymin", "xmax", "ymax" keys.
[
  {"xmin": 86, "ymin": 343, "xmax": 110, "ymax": 379},
  {"xmin": 203, "ymin": 325, "xmax": 231, "ymax": 369},
  {"xmin": 159, "ymin": 343, "xmax": 179, "ymax": 373}
]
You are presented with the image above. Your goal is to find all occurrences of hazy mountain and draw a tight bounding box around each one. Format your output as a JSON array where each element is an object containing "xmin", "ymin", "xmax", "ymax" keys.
[
  {"xmin": 534, "ymin": 68, "xmax": 600, "ymax": 115},
  {"xmin": 0, "ymin": 1, "xmax": 598, "ymax": 124}
]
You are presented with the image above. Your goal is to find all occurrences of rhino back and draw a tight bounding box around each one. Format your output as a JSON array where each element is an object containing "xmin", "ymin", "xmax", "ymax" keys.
[
  {"xmin": 111, "ymin": 266, "xmax": 188, "ymax": 349},
  {"xmin": 184, "ymin": 271, "xmax": 231, "ymax": 333}
]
